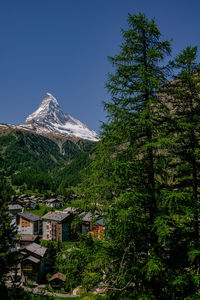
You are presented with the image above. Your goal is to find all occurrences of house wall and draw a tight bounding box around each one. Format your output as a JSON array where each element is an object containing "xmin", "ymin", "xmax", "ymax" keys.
[
  {"xmin": 39, "ymin": 257, "xmax": 45, "ymax": 281},
  {"xmin": 97, "ymin": 225, "xmax": 105, "ymax": 240},
  {"xmin": 43, "ymin": 220, "xmax": 61, "ymax": 241},
  {"xmin": 82, "ymin": 224, "xmax": 88, "ymax": 235},
  {"xmin": 46, "ymin": 202, "xmax": 61, "ymax": 208},
  {"xmin": 62, "ymin": 223, "xmax": 69, "ymax": 242},
  {"xmin": 17, "ymin": 217, "xmax": 40, "ymax": 235},
  {"xmin": 43, "ymin": 220, "xmax": 52, "ymax": 240},
  {"xmin": 57, "ymin": 223, "xmax": 62, "ymax": 241},
  {"xmin": 29, "ymin": 202, "xmax": 36, "ymax": 209},
  {"xmin": 50, "ymin": 278, "xmax": 64, "ymax": 289},
  {"xmin": 81, "ymin": 222, "xmax": 105, "ymax": 240},
  {"xmin": 82, "ymin": 221, "xmax": 92, "ymax": 235},
  {"xmin": 43, "ymin": 220, "xmax": 71, "ymax": 242},
  {"xmin": 51, "ymin": 222, "xmax": 57, "ymax": 241},
  {"xmin": 18, "ymin": 218, "xmax": 34, "ymax": 235},
  {"xmin": 21, "ymin": 261, "xmax": 40, "ymax": 282}
]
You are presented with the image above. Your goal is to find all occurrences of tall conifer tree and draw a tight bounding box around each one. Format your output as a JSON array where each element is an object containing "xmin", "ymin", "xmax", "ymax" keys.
[
  {"xmin": 161, "ymin": 46, "xmax": 200, "ymax": 296},
  {"xmin": 81, "ymin": 13, "xmax": 173, "ymax": 298},
  {"xmin": 167, "ymin": 46, "xmax": 200, "ymax": 239},
  {"xmin": 80, "ymin": 14, "xmax": 200, "ymax": 299}
]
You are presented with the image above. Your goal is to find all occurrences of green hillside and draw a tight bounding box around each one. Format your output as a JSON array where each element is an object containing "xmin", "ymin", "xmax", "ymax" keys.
[{"xmin": 0, "ymin": 129, "xmax": 95, "ymax": 194}]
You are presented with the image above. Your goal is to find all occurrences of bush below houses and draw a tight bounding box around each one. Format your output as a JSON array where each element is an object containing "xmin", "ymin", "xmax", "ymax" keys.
[{"xmin": 55, "ymin": 236, "xmax": 111, "ymax": 292}]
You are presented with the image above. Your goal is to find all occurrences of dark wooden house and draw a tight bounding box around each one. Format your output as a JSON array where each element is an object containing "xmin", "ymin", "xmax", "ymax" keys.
[{"xmin": 20, "ymin": 242, "xmax": 47, "ymax": 283}]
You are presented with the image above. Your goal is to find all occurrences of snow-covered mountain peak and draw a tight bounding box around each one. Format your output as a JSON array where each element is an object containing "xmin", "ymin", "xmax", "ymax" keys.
[
  {"xmin": 26, "ymin": 93, "xmax": 67, "ymax": 126},
  {"xmin": 24, "ymin": 93, "xmax": 99, "ymax": 142},
  {"xmin": 41, "ymin": 93, "xmax": 59, "ymax": 106}
]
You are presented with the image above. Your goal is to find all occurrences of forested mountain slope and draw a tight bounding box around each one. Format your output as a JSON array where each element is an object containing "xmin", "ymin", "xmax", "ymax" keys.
[{"xmin": 0, "ymin": 128, "xmax": 95, "ymax": 194}]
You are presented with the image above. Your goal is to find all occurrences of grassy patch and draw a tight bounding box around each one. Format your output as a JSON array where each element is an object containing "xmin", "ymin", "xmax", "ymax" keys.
[
  {"xmin": 25, "ymin": 204, "xmax": 51, "ymax": 217},
  {"xmin": 40, "ymin": 239, "xmax": 78, "ymax": 250}
]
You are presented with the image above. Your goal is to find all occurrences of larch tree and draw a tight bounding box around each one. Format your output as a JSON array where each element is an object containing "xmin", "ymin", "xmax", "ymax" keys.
[
  {"xmin": 79, "ymin": 13, "xmax": 200, "ymax": 299},
  {"xmin": 80, "ymin": 13, "xmax": 174, "ymax": 299},
  {"xmin": 161, "ymin": 46, "xmax": 200, "ymax": 296}
]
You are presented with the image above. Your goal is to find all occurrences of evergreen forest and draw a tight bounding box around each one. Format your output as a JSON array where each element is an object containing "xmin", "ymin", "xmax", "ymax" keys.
[{"xmin": 0, "ymin": 129, "xmax": 94, "ymax": 195}]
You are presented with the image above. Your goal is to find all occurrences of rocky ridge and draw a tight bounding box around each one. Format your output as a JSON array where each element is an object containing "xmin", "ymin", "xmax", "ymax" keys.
[{"xmin": 0, "ymin": 93, "xmax": 99, "ymax": 142}]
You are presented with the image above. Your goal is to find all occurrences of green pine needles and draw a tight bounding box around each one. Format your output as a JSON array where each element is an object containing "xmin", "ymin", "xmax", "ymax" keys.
[{"xmin": 80, "ymin": 13, "xmax": 200, "ymax": 299}]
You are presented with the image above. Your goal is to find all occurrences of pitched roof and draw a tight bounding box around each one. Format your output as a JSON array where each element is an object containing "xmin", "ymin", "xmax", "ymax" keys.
[
  {"xmin": 81, "ymin": 211, "xmax": 100, "ymax": 222},
  {"xmin": 18, "ymin": 212, "xmax": 40, "ymax": 222},
  {"xmin": 96, "ymin": 218, "xmax": 105, "ymax": 226},
  {"xmin": 42, "ymin": 211, "xmax": 70, "ymax": 222},
  {"xmin": 20, "ymin": 234, "xmax": 38, "ymax": 241},
  {"xmin": 8, "ymin": 204, "xmax": 23, "ymax": 210},
  {"xmin": 23, "ymin": 255, "xmax": 40, "ymax": 264},
  {"xmin": 46, "ymin": 198, "xmax": 61, "ymax": 203},
  {"xmin": 25, "ymin": 242, "xmax": 47, "ymax": 257},
  {"xmin": 49, "ymin": 272, "xmax": 66, "ymax": 282},
  {"xmin": 63, "ymin": 207, "xmax": 80, "ymax": 214}
]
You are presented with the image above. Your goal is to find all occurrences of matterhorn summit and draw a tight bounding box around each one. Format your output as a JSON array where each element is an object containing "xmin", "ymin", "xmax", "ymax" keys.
[
  {"xmin": 26, "ymin": 93, "xmax": 69, "ymax": 126},
  {"xmin": 23, "ymin": 93, "xmax": 99, "ymax": 141}
]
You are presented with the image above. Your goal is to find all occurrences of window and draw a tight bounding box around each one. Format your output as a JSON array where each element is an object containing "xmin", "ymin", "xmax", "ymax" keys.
[
  {"xmin": 22, "ymin": 219, "xmax": 30, "ymax": 227},
  {"xmin": 23, "ymin": 262, "xmax": 32, "ymax": 270}
]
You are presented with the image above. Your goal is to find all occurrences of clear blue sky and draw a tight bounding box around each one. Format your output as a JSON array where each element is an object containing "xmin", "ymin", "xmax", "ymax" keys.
[{"xmin": 0, "ymin": 0, "xmax": 200, "ymax": 132}]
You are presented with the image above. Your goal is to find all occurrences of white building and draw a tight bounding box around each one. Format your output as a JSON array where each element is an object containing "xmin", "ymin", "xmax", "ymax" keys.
[
  {"xmin": 45, "ymin": 198, "xmax": 62, "ymax": 208},
  {"xmin": 16, "ymin": 212, "xmax": 41, "ymax": 235},
  {"xmin": 8, "ymin": 204, "xmax": 23, "ymax": 218},
  {"xmin": 42, "ymin": 211, "xmax": 72, "ymax": 242}
]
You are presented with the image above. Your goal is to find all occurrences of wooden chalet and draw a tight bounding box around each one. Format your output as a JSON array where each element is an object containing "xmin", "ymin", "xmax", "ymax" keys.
[
  {"xmin": 20, "ymin": 242, "xmax": 47, "ymax": 283},
  {"xmin": 8, "ymin": 204, "xmax": 23, "ymax": 217},
  {"xmin": 48, "ymin": 272, "xmax": 66, "ymax": 290},
  {"xmin": 45, "ymin": 198, "xmax": 62, "ymax": 208}
]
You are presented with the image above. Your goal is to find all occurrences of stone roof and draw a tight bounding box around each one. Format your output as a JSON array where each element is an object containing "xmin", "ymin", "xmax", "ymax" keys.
[
  {"xmin": 49, "ymin": 272, "xmax": 66, "ymax": 282},
  {"xmin": 18, "ymin": 212, "xmax": 40, "ymax": 222},
  {"xmin": 29, "ymin": 199, "xmax": 37, "ymax": 203},
  {"xmin": 63, "ymin": 207, "xmax": 80, "ymax": 214},
  {"xmin": 20, "ymin": 234, "xmax": 38, "ymax": 242},
  {"xmin": 23, "ymin": 255, "xmax": 40, "ymax": 264},
  {"xmin": 96, "ymin": 219, "xmax": 105, "ymax": 226},
  {"xmin": 25, "ymin": 242, "xmax": 47, "ymax": 257},
  {"xmin": 42, "ymin": 211, "xmax": 70, "ymax": 222},
  {"xmin": 46, "ymin": 198, "xmax": 61, "ymax": 203},
  {"xmin": 81, "ymin": 211, "xmax": 100, "ymax": 222},
  {"xmin": 8, "ymin": 204, "xmax": 23, "ymax": 210}
]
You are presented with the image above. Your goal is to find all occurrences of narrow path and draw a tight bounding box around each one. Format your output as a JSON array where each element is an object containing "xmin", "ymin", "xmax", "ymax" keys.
[{"xmin": 23, "ymin": 286, "xmax": 79, "ymax": 298}]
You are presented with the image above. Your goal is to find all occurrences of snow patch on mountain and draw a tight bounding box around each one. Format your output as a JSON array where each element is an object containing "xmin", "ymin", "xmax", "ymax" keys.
[{"xmin": 25, "ymin": 93, "xmax": 99, "ymax": 142}]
